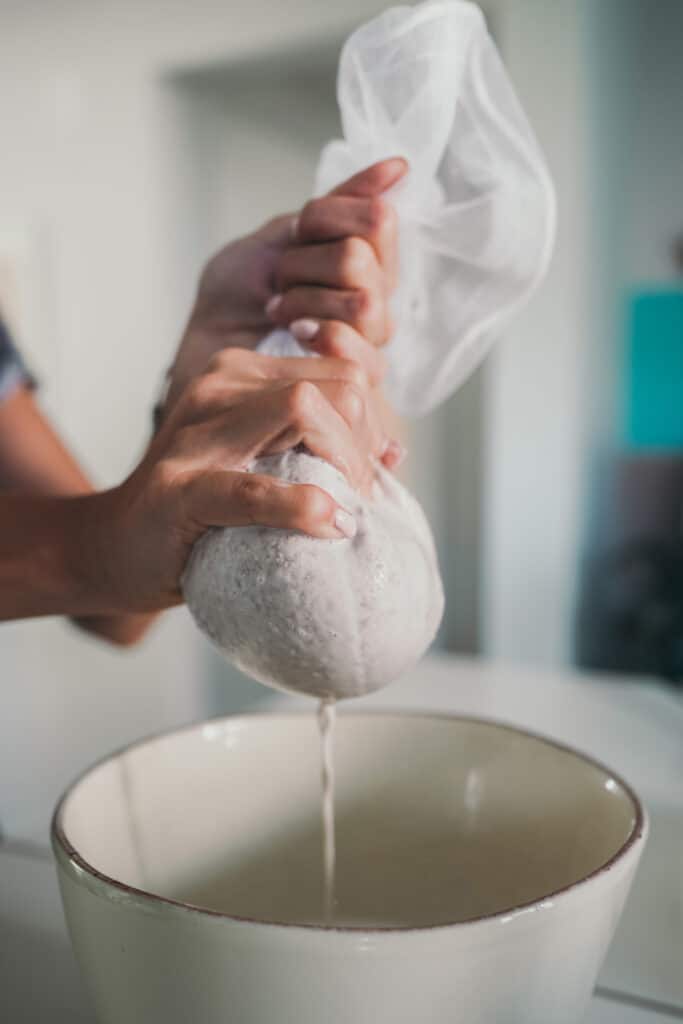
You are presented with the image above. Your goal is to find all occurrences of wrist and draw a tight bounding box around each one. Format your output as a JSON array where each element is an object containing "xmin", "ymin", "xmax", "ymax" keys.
[
  {"xmin": 0, "ymin": 491, "xmax": 118, "ymax": 621},
  {"xmin": 68, "ymin": 487, "xmax": 131, "ymax": 617}
]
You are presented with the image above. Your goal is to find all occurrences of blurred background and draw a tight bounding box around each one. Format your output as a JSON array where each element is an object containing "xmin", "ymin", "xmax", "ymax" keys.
[{"xmin": 1, "ymin": 0, "xmax": 681, "ymax": 842}]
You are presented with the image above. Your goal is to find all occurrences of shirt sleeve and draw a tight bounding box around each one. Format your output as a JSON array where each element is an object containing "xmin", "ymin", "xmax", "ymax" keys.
[{"xmin": 0, "ymin": 317, "xmax": 35, "ymax": 404}]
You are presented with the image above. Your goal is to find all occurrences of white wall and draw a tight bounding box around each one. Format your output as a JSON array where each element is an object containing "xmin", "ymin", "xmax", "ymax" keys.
[{"xmin": 481, "ymin": 0, "xmax": 591, "ymax": 664}]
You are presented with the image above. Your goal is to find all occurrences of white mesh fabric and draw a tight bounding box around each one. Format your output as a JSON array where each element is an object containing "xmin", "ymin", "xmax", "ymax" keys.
[{"xmin": 288, "ymin": 0, "xmax": 555, "ymax": 415}]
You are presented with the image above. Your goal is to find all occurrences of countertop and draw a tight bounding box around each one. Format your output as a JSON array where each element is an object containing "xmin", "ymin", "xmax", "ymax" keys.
[{"xmin": 2, "ymin": 653, "xmax": 682, "ymax": 1022}]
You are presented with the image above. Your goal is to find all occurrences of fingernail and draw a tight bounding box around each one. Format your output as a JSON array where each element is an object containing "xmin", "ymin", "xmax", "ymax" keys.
[
  {"xmin": 334, "ymin": 507, "xmax": 357, "ymax": 539},
  {"xmin": 290, "ymin": 215, "xmax": 299, "ymax": 242},
  {"xmin": 383, "ymin": 439, "xmax": 407, "ymax": 469},
  {"xmin": 290, "ymin": 318, "xmax": 320, "ymax": 343},
  {"xmin": 265, "ymin": 293, "xmax": 283, "ymax": 319}
]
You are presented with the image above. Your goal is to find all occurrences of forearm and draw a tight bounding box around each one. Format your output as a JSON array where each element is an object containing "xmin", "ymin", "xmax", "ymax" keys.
[
  {"xmin": 0, "ymin": 388, "xmax": 156, "ymax": 643},
  {"xmin": 0, "ymin": 388, "xmax": 91, "ymax": 495},
  {"xmin": 0, "ymin": 492, "xmax": 107, "ymax": 621}
]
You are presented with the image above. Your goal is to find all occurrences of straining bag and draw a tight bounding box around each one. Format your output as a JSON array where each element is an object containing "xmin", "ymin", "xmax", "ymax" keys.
[
  {"xmin": 183, "ymin": 1, "xmax": 555, "ymax": 699},
  {"xmin": 310, "ymin": 0, "xmax": 555, "ymax": 415}
]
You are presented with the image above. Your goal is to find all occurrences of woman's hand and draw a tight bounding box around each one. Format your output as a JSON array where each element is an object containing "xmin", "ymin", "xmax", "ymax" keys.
[
  {"xmin": 0, "ymin": 164, "xmax": 407, "ymax": 632},
  {"xmin": 90, "ymin": 349, "xmax": 390, "ymax": 614},
  {"xmin": 166, "ymin": 158, "xmax": 407, "ymax": 411},
  {"xmin": 0, "ymin": 350, "xmax": 393, "ymax": 625}
]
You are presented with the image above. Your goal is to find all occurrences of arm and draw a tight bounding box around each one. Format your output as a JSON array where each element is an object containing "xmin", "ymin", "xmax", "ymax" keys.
[
  {"xmin": 0, "ymin": 387, "xmax": 154, "ymax": 645},
  {"xmin": 0, "ymin": 349, "xmax": 389, "ymax": 624},
  {"xmin": 0, "ymin": 159, "xmax": 405, "ymax": 632},
  {"xmin": 0, "ymin": 488, "xmax": 105, "ymax": 620}
]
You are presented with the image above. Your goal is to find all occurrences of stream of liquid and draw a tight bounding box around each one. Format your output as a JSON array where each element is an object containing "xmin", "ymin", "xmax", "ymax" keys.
[{"xmin": 317, "ymin": 697, "xmax": 337, "ymax": 923}]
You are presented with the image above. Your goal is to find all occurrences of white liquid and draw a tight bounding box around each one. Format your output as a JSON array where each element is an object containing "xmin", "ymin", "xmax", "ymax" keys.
[{"xmin": 317, "ymin": 698, "xmax": 337, "ymax": 923}]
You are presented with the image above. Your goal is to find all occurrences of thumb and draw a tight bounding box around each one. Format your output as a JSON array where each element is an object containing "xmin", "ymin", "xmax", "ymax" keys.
[
  {"xmin": 329, "ymin": 157, "xmax": 408, "ymax": 199},
  {"xmin": 186, "ymin": 470, "xmax": 357, "ymax": 540}
]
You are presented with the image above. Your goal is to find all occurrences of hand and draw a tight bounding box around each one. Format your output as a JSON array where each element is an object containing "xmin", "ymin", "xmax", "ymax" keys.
[
  {"xmin": 166, "ymin": 158, "xmax": 407, "ymax": 411},
  {"xmin": 91, "ymin": 349, "xmax": 390, "ymax": 613}
]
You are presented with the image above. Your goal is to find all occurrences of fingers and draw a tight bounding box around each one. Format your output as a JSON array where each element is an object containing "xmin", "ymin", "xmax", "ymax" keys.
[
  {"xmin": 266, "ymin": 159, "xmax": 406, "ymax": 351},
  {"xmin": 208, "ymin": 345, "xmax": 371, "ymax": 388},
  {"xmin": 262, "ymin": 156, "xmax": 406, "ymax": 273},
  {"xmin": 289, "ymin": 320, "xmax": 385, "ymax": 385},
  {"xmin": 307, "ymin": 378, "xmax": 386, "ymax": 467},
  {"xmin": 270, "ymin": 158, "xmax": 406, "ymax": 342},
  {"xmin": 260, "ymin": 381, "xmax": 379, "ymax": 493},
  {"xmin": 277, "ymin": 238, "xmax": 381, "ymax": 293},
  {"xmin": 254, "ymin": 352, "xmax": 371, "ymax": 389},
  {"xmin": 187, "ymin": 470, "xmax": 357, "ymax": 540},
  {"xmin": 266, "ymin": 285, "xmax": 389, "ymax": 347},
  {"xmin": 328, "ymin": 157, "xmax": 408, "ymax": 198},
  {"xmin": 295, "ymin": 196, "xmax": 399, "ymax": 284},
  {"xmin": 174, "ymin": 348, "xmax": 376, "ymax": 425},
  {"xmin": 168, "ymin": 353, "xmax": 395, "ymax": 496},
  {"xmin": 199, "ymin": 379, "xmax": 381, "ymax": 493}
]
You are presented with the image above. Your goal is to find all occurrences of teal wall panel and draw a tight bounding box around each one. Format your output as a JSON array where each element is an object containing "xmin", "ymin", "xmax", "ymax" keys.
[{"xmin": 626, "ymin": 289, "xmax": 683, "ymax": 449}]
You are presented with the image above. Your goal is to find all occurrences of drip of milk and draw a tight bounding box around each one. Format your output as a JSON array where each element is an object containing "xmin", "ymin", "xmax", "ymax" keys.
[{"xmin": 317, "ymin": 697, "xmax": 337, "ymax": 923}]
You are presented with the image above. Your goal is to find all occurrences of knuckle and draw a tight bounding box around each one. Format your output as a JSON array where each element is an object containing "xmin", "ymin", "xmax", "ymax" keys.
[
  {"xmin": 210, "ymin": 347, "xmax": 242, "ymax": 373},
  {"xmin": 335, "ymin": 381, "xmax": 365, "ymax": 426},
  {"xmin": 152, "ymin": 456, "xmax": 189, "ymax": 495},
  {"xmin": 286, "ymin": 379, "xmax": 319, "ymax": 425},
  {"xmin": 235, "ymin": 474, "xmax": 270, "ymax": 516},
  {"xmin": 299, "ymin": 198, "xmax": 322, "ymax": 233},
  {"xmin": 184, "ymin": 375, "xmax": 214, "ymax": 413},
  {"xmin": 151, "ymin": 458, "xmax": 177, "ymax": 492},
  {"xmin": 296, "ymin": 485, "xmax": 332, "ymax": 530},
  {"xmin": 349, "ymin": 287, "xmax": 374, "ymax": 322},
  {"xmin": 319, "ymin": 318, "xmax": 345, "ymax": 342},
  {"xmin": 205, "ymin": 353, "xmax": 226, "ymax": 377},
  {"xmin": 366, "ymin": 195, "xmax": 392, "ymax": 234},
  {"xmin": 340, "ymin": 237, "xmax": 373, "ymax": 280},
  {"xmin": 336, "ymin": 358, "xmax": 368, "ymax": 393},
  {"xmin": 323, "ymin": 338, "xmax": 346, "ymax": 362},
  {"xmin": 316, "ymin": 320, "xmax": 345, "ymax": 354}
]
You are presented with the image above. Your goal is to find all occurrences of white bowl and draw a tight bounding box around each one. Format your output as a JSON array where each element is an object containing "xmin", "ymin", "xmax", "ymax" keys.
[{"xmin": 52, "ymin": 713, "xmax": 647, "ymax": 1024}]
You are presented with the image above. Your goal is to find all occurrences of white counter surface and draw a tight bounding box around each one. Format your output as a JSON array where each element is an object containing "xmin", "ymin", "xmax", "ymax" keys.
[{"xmin": 2, "ymin": 654, "xmax": 682, "ymax": 1022}]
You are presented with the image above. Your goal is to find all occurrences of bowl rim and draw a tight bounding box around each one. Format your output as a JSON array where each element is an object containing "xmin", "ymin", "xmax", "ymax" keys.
[{"xmin": 51, "ymin": 710, "xmax": 647, "ymax": 933}]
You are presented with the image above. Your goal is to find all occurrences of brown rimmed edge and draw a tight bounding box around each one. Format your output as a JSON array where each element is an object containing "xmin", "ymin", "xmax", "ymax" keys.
[{"xmin": 51, "ymin": 709, "xmax": 647, "ymax": 934}]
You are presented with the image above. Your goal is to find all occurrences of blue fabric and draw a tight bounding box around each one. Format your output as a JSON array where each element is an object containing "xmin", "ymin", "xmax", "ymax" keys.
[{"xmin": 0, "ymin": 317, "xmax": 32, "ymax": 403}]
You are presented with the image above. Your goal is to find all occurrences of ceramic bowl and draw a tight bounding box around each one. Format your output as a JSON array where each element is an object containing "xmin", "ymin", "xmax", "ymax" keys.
[{"xmin": 52, "ymin": 713, "xmax": 647, "ymax": 1024}]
